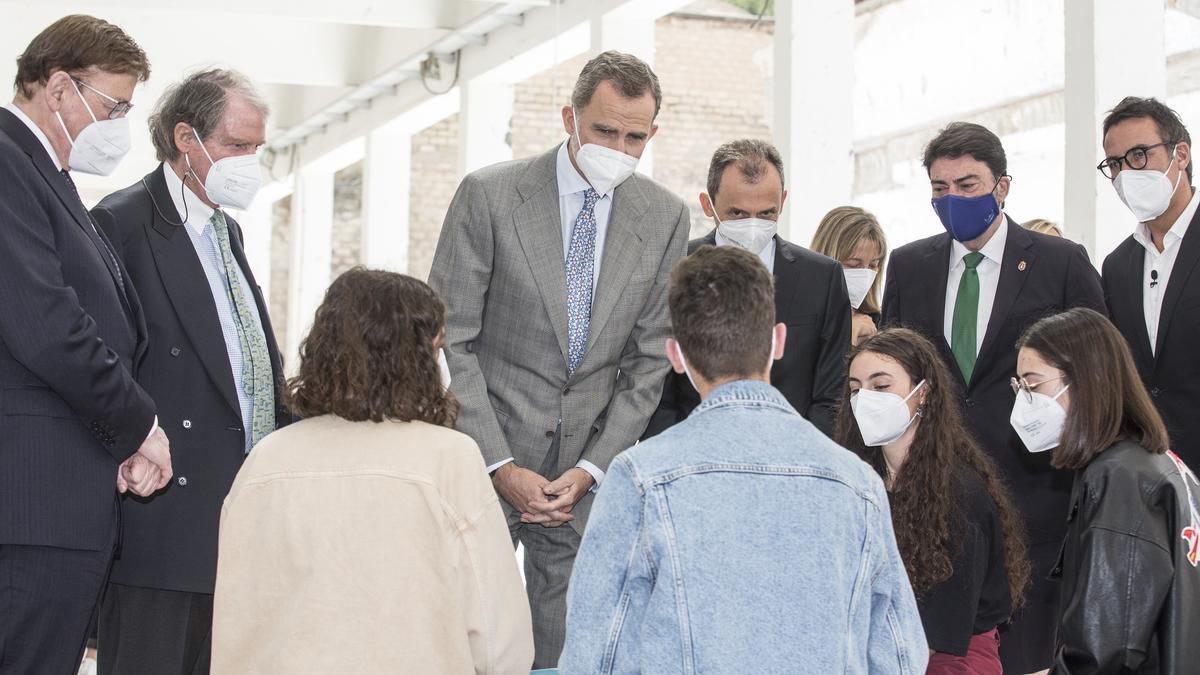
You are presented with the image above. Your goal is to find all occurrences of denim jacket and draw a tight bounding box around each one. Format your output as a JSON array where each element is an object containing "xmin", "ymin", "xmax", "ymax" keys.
[{"xmin": 560, "ymin": 380, "xmax": 927, "ymax": 674}]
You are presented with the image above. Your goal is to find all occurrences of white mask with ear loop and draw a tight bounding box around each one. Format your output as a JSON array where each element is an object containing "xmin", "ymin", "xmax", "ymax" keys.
[
  {"xmin": 571, "ymin": 108, "xmax": 639, "ymax": 196},
  {"xmin": 713, "ymin": 207, "xmax": 778, "ymax": 255},
  {"xmin": 843, "ymin": 268, "xmax": 878, "ymax": 310},
  {"xmin": 437, "ymin": 348, "xmax": 452, "ymax": 391},
  {"xmin": 186, "ymin": 128, "xmax": 263, "ymax": 210},
  {"xmin": 54, "ymin": 78, "xmax": 132, "ymax": 176},
  {"xmin": 1114, "ymin": 151, "xmax": 1184, "ymax": 222},
  {"xmin": 674, "ymin": 329, "xmax": 778, "ymax": 391},
  {"xmin": 851, "ymin": 380, "xmax": 926, "ymax": 447}
]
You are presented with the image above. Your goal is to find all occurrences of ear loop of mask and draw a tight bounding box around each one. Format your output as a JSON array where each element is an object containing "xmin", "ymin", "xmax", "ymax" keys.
[
  {"xmin": 54, "ymin": 77, "xmax": 96, "ymax": 149},
  {"xmin": 144, "ymin": 126, "xmax": 206, "ymax": 227}
]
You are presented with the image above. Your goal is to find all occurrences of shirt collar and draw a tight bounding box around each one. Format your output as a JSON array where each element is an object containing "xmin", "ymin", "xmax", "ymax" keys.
[
  {"xmin": 162, "ymin": 162, "xmax": 216, "ymax": 237},
  {"xmin": 950, "ymin": 212, "xmax": 1008, "ymax": 268},
  {"xmin": 4, "ymin": 102, "xmax": 62, "ymax": 171},
  {"xmin": 1133, "ymin": 187, "xmax": 1199, "ymax": 254},
  {"xmin": 693, "ymin": 379, "xmax": 796, "ymax": 415},
  {"xmin": 556, "ymin": 140, "xmax": 597, "ymax": 198}
]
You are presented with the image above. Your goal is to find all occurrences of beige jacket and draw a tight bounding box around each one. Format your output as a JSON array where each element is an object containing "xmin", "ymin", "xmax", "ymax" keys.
[{"xmin": 211, "ymin": 415, "xmax": 533, "ymax": 674}]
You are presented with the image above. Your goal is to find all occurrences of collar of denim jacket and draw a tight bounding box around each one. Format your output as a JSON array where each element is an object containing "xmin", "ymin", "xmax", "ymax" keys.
[{"xmin": 692, "ymin": 379, "xmax": 795, "ymax": 416}]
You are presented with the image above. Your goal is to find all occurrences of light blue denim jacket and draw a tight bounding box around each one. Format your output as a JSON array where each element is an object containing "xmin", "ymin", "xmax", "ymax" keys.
[{"xmin": 559, "ymin": 380, "xmax": 928, "ymax": 674}]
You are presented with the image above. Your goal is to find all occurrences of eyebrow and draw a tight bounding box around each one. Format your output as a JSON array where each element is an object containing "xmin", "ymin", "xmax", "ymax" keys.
[
  {"xmin": 1018, "ymin": 371, "xmax": 1044, "ymax": 380},
  {"xmin": 868, "ymin": 372, "xmax": 892, "ymax": 380}
]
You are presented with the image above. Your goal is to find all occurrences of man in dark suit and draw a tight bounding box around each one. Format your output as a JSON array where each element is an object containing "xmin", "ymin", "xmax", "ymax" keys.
[
  {"xmin": 882, "ymin": 122, "xmax": 1105, "ymax": 674},
  {"xmin": 0, "ymin": 16, "xmax": 173, "ymax": 673},
  {"xmin": 91, "ymin": 69, "xmax": 289, "ymax": 674},
  {"xmin": 1099, "ymin": 97, "xmax": 1200, "ymax": 470},
  {"xmin": 644, "ymin": 139, "xmax": 851, "ymax": 439}
]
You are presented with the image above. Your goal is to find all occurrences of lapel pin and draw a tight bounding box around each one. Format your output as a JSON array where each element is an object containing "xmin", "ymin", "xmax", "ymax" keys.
[{"xmin": 1018, "ymin": 260, "xmax": 1027, "ymax": 272}]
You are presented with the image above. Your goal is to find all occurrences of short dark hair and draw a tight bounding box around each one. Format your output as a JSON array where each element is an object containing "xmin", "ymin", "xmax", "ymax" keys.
[
  {"xmin": 923, "ymin": 122, "xmax": 1007, "ymax": 181},
  {"xmin": 571, "ymin": 50, "xmax": 662, "ymax": 119},
  {"xmin": 669, "ymin": 245, "xmax": 775, "ymax": 382},
  {"xmin": 148, "ymin": 69, "xmax": 269, "ymax": 162},
  {"xmin": 706, "ymin": 138, "xmax": 786, "ymax": 201},
  {"xmin": 287, "ymin": 267, "xmax": 458, "ymax": 426},
  {"xmin": 1102, "ymin": 96, "xmax": 1193, "ymax": 181},
  {"xmin": 1017, "ymin": 308, "xmax": 1169, "ymax": 470},
  {"xmin": 14, "ymin": 15, "xmax": 150, "ymax": 99}
]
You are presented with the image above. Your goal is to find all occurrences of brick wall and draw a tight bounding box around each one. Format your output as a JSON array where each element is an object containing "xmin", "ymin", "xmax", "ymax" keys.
[
  {"xmin": 408, "ymin": 114, "xmax": 460, "ymax": 281},
  {"xmin": 269, "ymin": 195, "xmax": 292, "ymax": 352},
  {"xmin": 331, "ymin": 162, "xmax": 363, "ymax": 279}
]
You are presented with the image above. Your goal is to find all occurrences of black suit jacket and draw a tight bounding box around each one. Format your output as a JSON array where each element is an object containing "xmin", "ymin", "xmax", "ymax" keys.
[
  {"xmin": 643, "ymin": 232, "xmax": 852, "ymax": 438},
  {"xmin": 1102, "ymin": 206, "xmax": 1200, "ymax": 469},
  {"xmin": 0, "ymin": 108, "xmax": 155, "ymax": 551},
  {"xmin": 91, "ymin": 166, "xmax": 290, "ymax": 593},
  {"xmin": 882, "ymin": 218, "xmax": 1106, "ymax": 544}
]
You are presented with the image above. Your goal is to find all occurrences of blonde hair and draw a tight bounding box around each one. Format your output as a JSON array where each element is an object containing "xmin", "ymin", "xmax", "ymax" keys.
[
  {"xmin": 1021, "ymin": 218, "xmax": 1062, "ymax": 237},
  {"xmin": 811, "ymin": 206, "xmax": 888, "ymax": 315}
]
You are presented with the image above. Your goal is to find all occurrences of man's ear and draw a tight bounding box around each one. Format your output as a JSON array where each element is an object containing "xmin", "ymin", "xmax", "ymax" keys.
[
  {"xmin": 772, "ymin": 323, "xmax": 786, "ymax": 361},
  {"xmin": 665, "ymin": 337, "xmax": 687, "ymax": 374},
  {"xmin": 699, "ymin": 192, "xmax": 716, "ymax": 219}
]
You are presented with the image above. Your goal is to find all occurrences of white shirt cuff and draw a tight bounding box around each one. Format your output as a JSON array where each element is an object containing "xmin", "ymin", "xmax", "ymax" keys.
[
  {"xmin": 485, "ymin": 457, "xmax": 515, "ymax": 475},
  {"xmin": 576, "ymin": 459, "xmax": 605, "ymax": 491},
  {"xmin": 144, "ymin": 416, "xmax": 158, "ymax": 444}
]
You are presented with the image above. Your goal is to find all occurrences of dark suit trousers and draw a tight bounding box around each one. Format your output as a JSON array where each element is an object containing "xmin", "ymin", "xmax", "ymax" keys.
[
  {"xmin": 98, "ymin": 584, "xmax": 212, "ymax": 675},
  {"xmin": 0, "ymin": 537, "xmax": 115, "ymax": 675}
]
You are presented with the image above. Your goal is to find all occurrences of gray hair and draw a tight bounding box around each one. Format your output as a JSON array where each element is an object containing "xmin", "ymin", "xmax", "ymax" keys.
[
  {"xmin": 148, "ymin": 68, "xmax": 269, "ymax": 162},
  {"xmin": 706, "ymin": 138, "xmax": 786, "ymax": 200},
  {"xmin": 571, "ymin": 50, "xmax": 662, "ymax": 119}
]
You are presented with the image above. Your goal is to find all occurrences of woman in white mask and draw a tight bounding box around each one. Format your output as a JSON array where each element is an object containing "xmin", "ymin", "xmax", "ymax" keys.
[
  {"xmin": 836, "ymin": 328, "xmax": 1028, "ymax": 674},
  {"xmin": 811, "ymin": 206, "xmax": 888, "ymax": 345},
  {"xmin": 1014, "ymin": 308, "xmax": 1199, "ymax": 672}
]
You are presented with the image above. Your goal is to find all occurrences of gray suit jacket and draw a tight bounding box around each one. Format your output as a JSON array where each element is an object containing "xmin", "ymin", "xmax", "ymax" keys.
[{"xmin": 428, "ymin": 144, "xmax": 689, "ymax": 530}]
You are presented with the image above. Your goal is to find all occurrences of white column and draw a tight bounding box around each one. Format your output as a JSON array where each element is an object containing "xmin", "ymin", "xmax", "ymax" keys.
[
  {"xmin": 772, "ymin": 0, "xmax": 854, "ymax": 246},
  {"xmin": 590, "ymin": 4, "xmax": 657, "ymax": 178},
  {"xmin": 363, "ymin": 122, "xmax": 412, "ymax": 273},
  {"xmin": 459, "ymin": 76, "xmax": 514, "ymax": 177},
  {"xmin": 286, "ymin": 165, "xmax": 334, "ymax": 363},
  {"xmin": 236, "ymin": 180, "xmax": 294, "ymax": 305},
  {"xmin": 1065, "ymin": 0, "xmax": 1167, "ymax": 262}
]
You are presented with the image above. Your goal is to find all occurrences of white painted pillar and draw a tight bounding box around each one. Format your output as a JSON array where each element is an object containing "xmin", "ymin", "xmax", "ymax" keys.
[
  {"xmin": 772, "ymin": 0, "xmax": 854, "ymax": 245},
  {"xmin": 589, "ymin": 4, "xmax": 657, "ymax": 178},
  {"xmin": 237, "ymin": 180, "xmax": 294, "ymax": 306},
  {"xmin": 459, "ymin": 76, "xmax": 514, "ymax": 177},
  {"xmin": 1065, "ymin": 0, "xmax": 1167, "ymax": 262},
  {"xmin": 286, "ymin": 164, "xmax": 334, "ymax": 363},
  {"xmin": 363, "ymin": 122, "xmax": 412, "ymax": 273}
]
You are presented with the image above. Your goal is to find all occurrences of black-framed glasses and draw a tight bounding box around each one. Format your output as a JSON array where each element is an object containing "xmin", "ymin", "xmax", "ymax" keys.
[
  {"xmin": 1097, "ymin": 142, "xmax": 1173, "ymax": 179},
  {"xmin": 72, "ymin": 78, "xmax": 133, "ymax": 119},
  {"xmin": 1010, "ymin": 375, "xmax": 1064, "ymax": 404}
]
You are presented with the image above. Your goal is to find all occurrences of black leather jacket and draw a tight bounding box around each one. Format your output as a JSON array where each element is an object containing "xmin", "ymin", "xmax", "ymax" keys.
[{"xmin": 1051, "ymin": 441, "xmax": 1200, "ymax": 674}]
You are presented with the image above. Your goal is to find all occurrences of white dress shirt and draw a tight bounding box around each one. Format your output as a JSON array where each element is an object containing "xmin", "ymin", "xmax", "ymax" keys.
[
  {"xmin": 1133, "ymin": 187, "xmax": 1200, "ymax": 355},
  {"xmin": 4, "ymin": 102, "xmax": 161, "ymax": 443},
  {"xmin": 715, "ymin": 229, "xmax": 777, "ymax": 273},
  {"xmin": 944, "ymin": 214, "xmax": 1008, "ymax": 352},
  {"xmin": 485, "ymin": 142, "xmax": 610, "ymax": 487},
  {"xmin": 163, "ymin": 165, "xmax": 267, "ymax": 452}
]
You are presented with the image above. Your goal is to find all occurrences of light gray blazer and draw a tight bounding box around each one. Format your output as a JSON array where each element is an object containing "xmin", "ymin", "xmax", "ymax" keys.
[{"xmin": 428, "ymin": 144, "xmax": 690, "ymax": 530}]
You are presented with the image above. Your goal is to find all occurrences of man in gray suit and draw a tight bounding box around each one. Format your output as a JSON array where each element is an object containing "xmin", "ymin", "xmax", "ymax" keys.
[{"xmin": 428, "ymin": 50, "xmax": 689, "ymax": 667}]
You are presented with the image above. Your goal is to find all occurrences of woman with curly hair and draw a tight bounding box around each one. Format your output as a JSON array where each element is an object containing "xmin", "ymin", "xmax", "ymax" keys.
[
  {"xmin": 211, "ymin": 268, "xmax": 533, "ymax": 673},
  {"xmin": 835, "ymin": 328, "xmax": 1029, "ymax": 674}
]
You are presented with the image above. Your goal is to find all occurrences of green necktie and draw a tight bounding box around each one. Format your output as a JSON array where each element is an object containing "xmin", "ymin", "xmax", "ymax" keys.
[
  {"xmin": 211, "ymin": 211, "xmax": 275, "ymax": 450},
  {"xmin": 951, "ymin": 251, "xmax": 985, "ymax": 383}
]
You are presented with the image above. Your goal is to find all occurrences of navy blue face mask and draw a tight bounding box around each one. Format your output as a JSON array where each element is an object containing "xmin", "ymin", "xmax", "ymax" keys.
[{"xmin": 931, "ymin": 182, "xmax": 1002, "ymax": 242}]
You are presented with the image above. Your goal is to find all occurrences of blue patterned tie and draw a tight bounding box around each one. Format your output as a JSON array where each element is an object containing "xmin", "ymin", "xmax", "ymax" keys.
[{"xmin": 565, "ymin": 188, "xmax": 599, "ymax": 375}]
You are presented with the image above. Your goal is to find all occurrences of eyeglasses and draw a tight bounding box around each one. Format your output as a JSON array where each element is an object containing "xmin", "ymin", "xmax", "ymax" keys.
[
  {"xmin": 72, "ymin": 78, "xmax": 133, "ymax": 119},
  {"xmin": 1010, "ymin": 375, "xmax": 1064, "ymax": 404},
  {"xmin": 1096, "ymin": 142, "xmax": 1173, "ymax": 179}
]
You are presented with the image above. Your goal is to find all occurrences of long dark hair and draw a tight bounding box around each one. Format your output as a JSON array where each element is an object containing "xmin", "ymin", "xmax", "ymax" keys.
[
  {"xmin": 286, "ymin": 267, "xmax": 458, "ymax": 427},
  {"xmin": 1017, "ymin": 308, "xmax": 1169, "ymax": 469},
  {"xmin": 834, "ymin": 328, "xmax": 1029, "ymax": 611}
]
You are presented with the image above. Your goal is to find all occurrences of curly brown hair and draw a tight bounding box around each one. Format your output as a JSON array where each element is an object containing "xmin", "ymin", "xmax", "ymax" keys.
[
  {"xmin": 286, "ymin": 267, "xmax": 458, "ymax": 427},
  {"xmin": 834, "ymin": 328, "xmax": 1030, "ymax": 613}
]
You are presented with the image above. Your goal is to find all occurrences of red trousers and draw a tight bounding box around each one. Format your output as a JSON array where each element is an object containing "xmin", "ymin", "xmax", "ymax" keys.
[{"xmin": 926, "ymin": 629, "xmax": 1002, "ymax": 675}]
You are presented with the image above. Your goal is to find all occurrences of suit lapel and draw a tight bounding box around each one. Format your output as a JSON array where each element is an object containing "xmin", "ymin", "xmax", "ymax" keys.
[
  {"xmin": 585, "ymin": 177, "xmax": 648, "ymax": 357},
  {"xmin": 0, "ymin": 109, "xmax": 129, "ymax": 310},
  {"xmin": 513, "ymin": 149, "xmax": 570, "ymax": 367},
  {"xmin": 1118, "ymin": 240, "xmax": 1154, "ymax": 371},
  {"xmin": 772, "ymin": 237, "xmax": 801, "ymax": 322},
  {"xmin": 143, "ymin": 167, "xmax": 242, "ymax": 417},
  {"xmin": 975, "ymin": 221, "xmax": 1034, "ymax": 380},
  {"xmin": 923, "ymin": 233, "xmax": 954, "ymax": 346},
  {"xmin": 1155, "ymin": 207, "xmax": 1200, "ymax": 360}
]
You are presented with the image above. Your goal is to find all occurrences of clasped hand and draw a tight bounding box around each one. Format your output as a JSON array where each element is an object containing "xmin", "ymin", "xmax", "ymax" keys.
[
  {"xmin": 116, "ymin": 427, "xmax": 173, "ymax": 497},
  {"xmin": 492, "ymin": 463, "xmax": 594, "ymax": 528}
]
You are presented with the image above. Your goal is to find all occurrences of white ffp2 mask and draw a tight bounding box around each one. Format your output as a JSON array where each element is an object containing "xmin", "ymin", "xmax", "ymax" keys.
[
  {"xmin": 571, "ymin": 109, "xmax": 638, "ymax": 196},
  {"xmin": 189, "ymin": 128, "xmax": 263, "ymax": 210},
  {"xmin": 843, "ymin": 268, "xmax": 878, "ymax": 310},
  {"xmin": 1114, "ymin": 154, "xmax": 1182, "ymax": 222},
  {"xmin": 851, "ymin": 380, "xmax": 925, "ymax": 447},
  {"xmin": 55, "ymin": 78, "xmax": 132, "ymax": 176},
  {"xmin": 1010, "ymin": 384, "xmax": 1069, "ymax": 453}
]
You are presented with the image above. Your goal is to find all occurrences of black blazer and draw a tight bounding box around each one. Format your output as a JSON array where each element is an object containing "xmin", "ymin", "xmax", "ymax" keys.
[
  {"xmin": 91, "ymin": 166, "xmax": 291, "ymax": 594},
  {"xmin": 882, "ymin": 218, "xmax": 1106, "ymax": 544},
  {"xmin": 0, "ymin": 108, "xmax": 155, "ymax": 551},
  {"xmin": 1102, "ymin": 206, "xmax": 1200, "ymax": 469},
  {"xmin": 643, "ymin": 232, "xmax": 852, "ymax": 438}
]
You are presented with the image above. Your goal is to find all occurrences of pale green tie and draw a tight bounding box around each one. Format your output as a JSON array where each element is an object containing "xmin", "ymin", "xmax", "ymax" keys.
[{"xmin": 211, "ymin": 211, "xmax": 275, "ymax": 449}]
